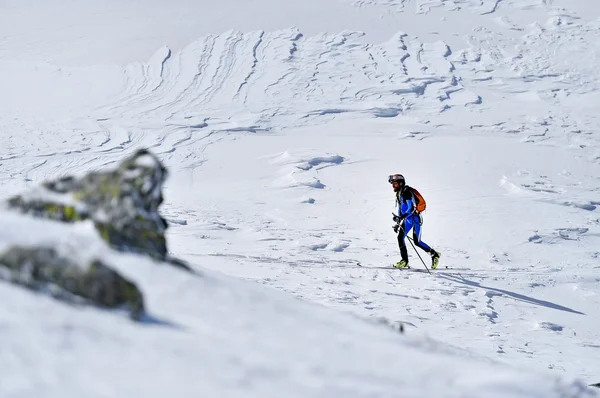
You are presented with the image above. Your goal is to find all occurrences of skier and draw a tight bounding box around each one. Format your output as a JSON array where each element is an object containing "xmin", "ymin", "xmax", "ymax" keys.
[{"xmin": 389, "ymin": 174, "xmax": 440, "ymax": 269}]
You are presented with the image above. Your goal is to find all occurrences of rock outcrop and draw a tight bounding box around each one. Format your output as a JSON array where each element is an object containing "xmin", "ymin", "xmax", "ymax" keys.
[
  {"xmin": 0, "ymin": 149, "xmax": 189, "ymax": 320},
  {"xmin": 0, "ymin": 246, "xmax": 144, "ymax": 320},
  {"xmin": 6, "ymin": 149, "xmax": 188, "ymax": 270}
]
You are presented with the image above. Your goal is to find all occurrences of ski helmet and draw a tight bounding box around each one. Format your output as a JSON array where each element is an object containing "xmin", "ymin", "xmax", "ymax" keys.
[{"xmin": 388, "ymin": 174, "xmax": 405, "ymax": 184}]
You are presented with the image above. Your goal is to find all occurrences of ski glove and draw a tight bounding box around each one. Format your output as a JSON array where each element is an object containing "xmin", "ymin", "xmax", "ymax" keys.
[
  {"xmin": 393, "ymin": 224, "xmax": 400, "ymax": 233},
  {"xmin": 392, "ymin": 213, "xmax": 404, "ymax": 223}
]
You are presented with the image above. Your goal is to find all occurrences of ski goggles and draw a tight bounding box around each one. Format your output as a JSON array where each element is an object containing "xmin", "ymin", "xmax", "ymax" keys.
[{"xmin": 388, "ymin": 175, "xmax": 404, "ymax": 184}]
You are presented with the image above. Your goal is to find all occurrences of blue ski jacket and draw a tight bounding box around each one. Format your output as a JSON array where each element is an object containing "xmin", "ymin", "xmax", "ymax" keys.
[{"xmin": 396, "ymin": 187, "xmax": 417, "ymax": 219}]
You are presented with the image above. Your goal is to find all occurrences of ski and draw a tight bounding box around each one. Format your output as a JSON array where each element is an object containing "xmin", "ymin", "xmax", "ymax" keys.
[
  {"xmin": 393, "ymin": 265, "xmax": 449, "ymax": 272},
  {"xmin": 354, "ymin": 262, "xmax": 452, "ymax": 272}
]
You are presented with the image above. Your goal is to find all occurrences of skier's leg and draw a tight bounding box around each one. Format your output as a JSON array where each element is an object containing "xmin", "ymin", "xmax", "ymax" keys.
[
  {"xmin": 412, "ymin": 214, "xmax": 441, "ymax": 268},
  {"xmin": 412, "ymin": 215, "xmax": 432, "ymax": 253},
  {"xmin": 396, "ymin": 222, "xmax": 408, "ymax": 263},
  {"xmin": 395, "ymin": 218, "xmax": 414, "ymax": 268}
]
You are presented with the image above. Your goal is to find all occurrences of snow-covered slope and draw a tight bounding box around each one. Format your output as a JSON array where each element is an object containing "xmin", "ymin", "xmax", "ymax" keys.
[
  {"xmin": 1, "ymin": 0, "xmax": 600, "ymax": 396},
  {"xmin": 0, "ymin": 210, "xmax": 591, "ymax": 398}
]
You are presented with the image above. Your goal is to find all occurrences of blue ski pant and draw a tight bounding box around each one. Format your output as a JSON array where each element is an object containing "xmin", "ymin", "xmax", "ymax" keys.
[{"xmin": 397, "ymin": 214, "xmax": 432, "ymax": 261}]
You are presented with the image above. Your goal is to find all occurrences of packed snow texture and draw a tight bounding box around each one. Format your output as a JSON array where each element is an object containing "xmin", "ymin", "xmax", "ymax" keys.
[{"xmin": 1, "ymin": 0, "xmax": 600, "ymax": 396}]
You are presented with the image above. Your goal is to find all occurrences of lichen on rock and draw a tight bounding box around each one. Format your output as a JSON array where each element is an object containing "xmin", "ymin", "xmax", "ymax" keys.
[
  {"xmin": 0, "ymin": 245, "xmax": 144, "ymax": 320},
  {"xmin": 6, "ymin": 149, "xmax": 189, "ymax": 270}
]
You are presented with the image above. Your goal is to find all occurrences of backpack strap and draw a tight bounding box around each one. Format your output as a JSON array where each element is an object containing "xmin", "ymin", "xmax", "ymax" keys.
[{"xmin": 405, "ymin": 186, "xmax": 419, "ymax": 215}]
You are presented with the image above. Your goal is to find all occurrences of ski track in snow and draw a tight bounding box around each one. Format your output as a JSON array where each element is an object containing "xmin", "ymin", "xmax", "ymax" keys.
[
  {"xmin": 2, "ymin": 4, "xmax": 600, "ymax": 186},
  {"xmin": 350, "ymin": 0, "xmax": 550, "ymax": 14},
  {"xmin": 3, "ymin": 5, "xmax": 600, "ymax": 185},
  {"xmin": 1, "ymin": 26, "xmax": 481, "ymax": 189},
  {"xmin": 198, "ymin": 246, "xmax": 600, "ymax": 382},
  {"xmin": 172, "ymin": 129, "xmax": 600, "ymax": 382}
]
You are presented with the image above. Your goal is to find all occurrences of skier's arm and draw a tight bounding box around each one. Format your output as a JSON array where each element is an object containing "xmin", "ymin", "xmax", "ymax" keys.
[{"xmin": 399, "ymin": 190, "xmax": 416, "ymax": 218}]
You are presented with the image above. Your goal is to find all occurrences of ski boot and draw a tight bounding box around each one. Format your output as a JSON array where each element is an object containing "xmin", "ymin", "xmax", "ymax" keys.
[
  {"xmin": 394, "ymin": 259, "xmax": 409, "ymax": 269},
  {"xmin": 431, "ymin": 250, "xmax": 441, "ymax": 269}
]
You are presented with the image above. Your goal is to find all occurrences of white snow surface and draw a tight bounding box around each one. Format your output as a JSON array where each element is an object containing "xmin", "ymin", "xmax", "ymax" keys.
[{"xmin": 1, "ymin": 0, "xmax": 600, "ymax": 396}]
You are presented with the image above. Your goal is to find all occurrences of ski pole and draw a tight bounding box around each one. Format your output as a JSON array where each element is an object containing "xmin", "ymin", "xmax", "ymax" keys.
[{"xmin": 407, "ymin": 236, "xmax": 431, "ymax": 274}]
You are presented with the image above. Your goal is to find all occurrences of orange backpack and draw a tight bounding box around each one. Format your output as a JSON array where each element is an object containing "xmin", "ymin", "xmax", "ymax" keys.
[{"xmin": 408, "ymin": 186, "xmax": 427, "ymax": 213}]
